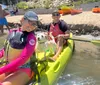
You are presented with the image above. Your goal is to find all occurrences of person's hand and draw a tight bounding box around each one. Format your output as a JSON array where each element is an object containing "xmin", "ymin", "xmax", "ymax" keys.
[
  {"xmin": 48, "ymin": 56, "xmax": 58, "ymax": 62},
  {"xmin": 49, "ymin": 32, "xmax": 55, "ymax": 40},
  {"xmin": 49, "ymin": 32, "xmax": 53, "ymax": 37},
  {"xmin": 44, "ymin": 32, "xmax": 48, "ymax": 36},
  {"xmin": 58, "ymin": 34, "xmax": 69, "ymax": 39},
  {"xmin": 57, "ymin": 34, "xmax": 65, "ymax": 38}
]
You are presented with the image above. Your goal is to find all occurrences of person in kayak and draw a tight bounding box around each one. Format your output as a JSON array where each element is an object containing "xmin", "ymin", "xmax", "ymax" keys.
[
  {"xmin": 45, "ymin": 11, "xmax": 70, "ymax": 61},
  {"xmin": 0, "ymin": 11, "xmax": 38, "ymax": 85}
]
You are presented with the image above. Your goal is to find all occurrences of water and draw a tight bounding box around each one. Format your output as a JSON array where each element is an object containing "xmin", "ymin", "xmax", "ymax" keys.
[
  {"xmin": 57, "ymin": 35, "xmax": 100, "ymax": 85},
  {"xmin": 0, "ymin": 34, "xmax": 100, "ymax": 85}
]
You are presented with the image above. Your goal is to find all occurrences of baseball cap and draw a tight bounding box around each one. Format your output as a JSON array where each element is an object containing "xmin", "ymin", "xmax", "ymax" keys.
[
  {"xmin": 52, "ymin": 11, "xmax": 60, "ymax": 16},
  {"xmin": 24, "ymin": 11, "xmax": 38, "ymax": 21}
]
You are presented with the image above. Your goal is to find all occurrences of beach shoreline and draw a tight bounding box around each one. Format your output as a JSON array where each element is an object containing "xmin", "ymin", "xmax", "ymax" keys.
[
  {"xmin": 6, "ymin": 11, "xmax": 100, "ymax": 36},
  {"xmin": 6, "ymin": 11, "xmax": 100, "ymax": 27}
]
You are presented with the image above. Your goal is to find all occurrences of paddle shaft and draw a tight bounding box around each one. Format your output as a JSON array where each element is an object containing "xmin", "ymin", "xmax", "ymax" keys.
[
  {"xmin": 38, "ymin": 35, "xmax": 100, "ymax": 45},
  {"xmin": 68, "ymin": 38, "xmax": 91, "ymax": 42},
  {"xmin": 39, "ymin": 37, "xmax": 91, "ymax": 43}
]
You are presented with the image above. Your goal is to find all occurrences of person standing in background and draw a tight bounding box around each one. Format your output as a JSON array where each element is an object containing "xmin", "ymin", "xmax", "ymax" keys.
[{"xmin": 0, "ymin": 5, "xmax": 10, "ymax": 34}]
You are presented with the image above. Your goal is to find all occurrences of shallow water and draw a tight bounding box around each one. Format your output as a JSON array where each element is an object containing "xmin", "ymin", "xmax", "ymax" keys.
[
  {"xmin": 57, "ymin": 35, "xmax": 100, "ymax": 85},
  {"xmin": 0, "ymin": 34, "xmax": 100, "ymax": 85}
]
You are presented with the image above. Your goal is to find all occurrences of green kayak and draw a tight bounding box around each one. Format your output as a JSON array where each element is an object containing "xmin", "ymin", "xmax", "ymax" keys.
[{"xmin": 32, "ymin": 33, "xmax": 74, "ymax": 85}]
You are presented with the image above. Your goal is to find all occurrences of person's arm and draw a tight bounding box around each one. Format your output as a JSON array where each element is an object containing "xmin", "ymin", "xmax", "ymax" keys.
[
  {"xmin": 0, "ymin": 33, "xmax": 36, "ymax": 74},
  {"xmin": 59, "ymin": 20, "xmax": 70, "ymax": 38},
  {"xmin": 64, "ymin": 23, "xmax": 70, "ymax": 38},
  {"xmin": 64, "ymin": 31, "xmax": 70, "ymax": 38},
  {"xmin": 3, "ymin": 10, "xmax": 9, "ymax": 16}
]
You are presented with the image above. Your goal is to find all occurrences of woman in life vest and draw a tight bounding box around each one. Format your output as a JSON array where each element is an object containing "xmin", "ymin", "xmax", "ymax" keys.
[
  {"xmin": 47, "ymin": 11, "xmax": 70, "ymax": 61},
  {"xmin": 0, "ymin": 11, "xmax": 38, "ymax": 85}
]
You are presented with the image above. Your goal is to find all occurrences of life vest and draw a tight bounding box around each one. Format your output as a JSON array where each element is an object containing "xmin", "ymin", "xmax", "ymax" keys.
[
  {"xmin": 49, "ymin": 23, "xmax": 65, "ymax": 42},
  {"xmin": 0, "ymin": 28, "xmax": 36, "ymax": 75},
  {"xmin": 4, "ymin": 30, "xmax": 28, "ymax": 62}
]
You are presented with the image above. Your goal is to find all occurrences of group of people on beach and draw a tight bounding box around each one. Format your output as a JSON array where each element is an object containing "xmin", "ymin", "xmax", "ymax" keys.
[{"xmin": 0, "ymin": 7, "xmax": 70, "ymax": 85}]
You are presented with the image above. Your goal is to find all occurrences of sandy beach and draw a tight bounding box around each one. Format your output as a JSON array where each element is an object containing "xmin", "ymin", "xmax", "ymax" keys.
[
  {"xmin": 2, "ymin": 7, "xmax": 100, "ymax": 85},
  {"xmin": 6, "ymin": 11, "xmax": 100, "ymax": 27}
]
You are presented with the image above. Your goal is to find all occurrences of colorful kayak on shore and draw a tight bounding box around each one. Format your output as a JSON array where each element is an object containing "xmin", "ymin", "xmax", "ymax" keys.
[
  {"xmin": 58, "ymin": 8, "xmax": 82, "ymax": 15},
  {"xmin": 92, "ymin": 7, "xmax": 100, "ymax": 13}
]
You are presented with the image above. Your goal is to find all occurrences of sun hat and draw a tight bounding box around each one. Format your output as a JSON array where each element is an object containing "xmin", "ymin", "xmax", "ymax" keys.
[{"xmin": 24, "ymin": 11, "xmax": 38, "ymax": 21}]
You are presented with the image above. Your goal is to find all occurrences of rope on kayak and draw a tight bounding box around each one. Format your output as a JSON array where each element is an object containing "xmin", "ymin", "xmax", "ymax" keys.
[{"xmin": 27, "ymin": 49, "xmax": 52, "ymax": 85}]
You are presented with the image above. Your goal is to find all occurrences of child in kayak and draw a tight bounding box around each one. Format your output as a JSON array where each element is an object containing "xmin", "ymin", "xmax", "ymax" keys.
[
  {"xmin": 0, "ymin": 11, "xmax": 38, "ymax": 85},
  {"xmin": 45, "ymin": 11, "xmax": 70, "ymax": 61}
]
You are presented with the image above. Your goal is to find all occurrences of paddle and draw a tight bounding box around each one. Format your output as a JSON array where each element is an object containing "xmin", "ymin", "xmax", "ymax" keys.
[{"xmin": 68, "ymin": 38, "xmax": 100, "ymax": 46}]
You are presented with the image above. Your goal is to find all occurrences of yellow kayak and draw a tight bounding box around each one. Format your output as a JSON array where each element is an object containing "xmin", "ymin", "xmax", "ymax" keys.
[{"xmin": 32, "ymin": 33, "xmax": 74, "ymax": 85}]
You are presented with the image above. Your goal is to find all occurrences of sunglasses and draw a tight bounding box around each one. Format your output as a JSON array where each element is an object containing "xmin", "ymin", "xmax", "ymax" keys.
[
  {"xmin": 52, "ymin": 13, "xmax": 60, "ymax": 16},
  {"xmin": 24, "ymin": 17, "xmax": 37, "ymax": 26}
]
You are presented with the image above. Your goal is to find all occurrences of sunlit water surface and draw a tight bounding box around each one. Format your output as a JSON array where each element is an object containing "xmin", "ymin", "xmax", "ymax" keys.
[
  {"xmin": 0, "ymin": 34, "xmax": 100, "ymax": 85},
  {"xmin": 57, "ymin": 35, "xmax": 100, "ymax": 85}
]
